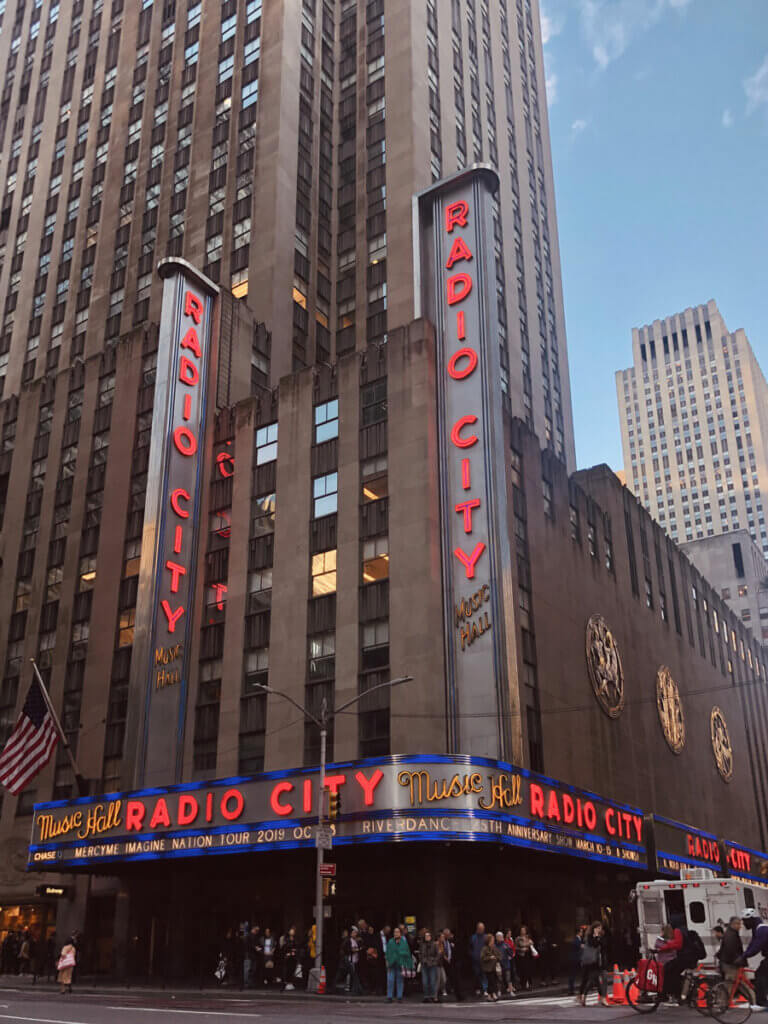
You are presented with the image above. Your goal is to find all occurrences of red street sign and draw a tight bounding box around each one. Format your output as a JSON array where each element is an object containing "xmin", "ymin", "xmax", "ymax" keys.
[{"xmin": 319, "ymin": 863, "xmax": 336, "ymax": 877}]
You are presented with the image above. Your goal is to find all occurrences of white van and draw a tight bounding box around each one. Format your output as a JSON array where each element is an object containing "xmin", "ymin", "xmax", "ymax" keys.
[{"xmin": 632, "ymin": 868, "xmax": 768, "ymax": 965}]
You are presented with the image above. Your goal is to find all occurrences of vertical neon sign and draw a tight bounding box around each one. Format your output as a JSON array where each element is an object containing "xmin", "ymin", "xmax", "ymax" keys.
[
  {"xmin": 126, "ymin": 259, "xmax": 219, "ymax": 788},
  {"xmin": 415, "ymin": 167, "xmax": 515, "ymax": 759}
]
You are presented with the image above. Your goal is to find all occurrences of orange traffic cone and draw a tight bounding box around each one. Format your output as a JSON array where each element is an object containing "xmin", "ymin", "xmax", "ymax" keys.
[
  {"xmin": 317, "ymin": 965, "xmax": 326, "ymax": 995},
  {"xmin": 608, "ymin": 963, "xmax": 626, "ymax": 1005}
]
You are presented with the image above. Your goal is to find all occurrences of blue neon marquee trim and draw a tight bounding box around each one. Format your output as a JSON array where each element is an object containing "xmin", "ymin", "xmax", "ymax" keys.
[{"xmin": 653, "ymin": 813, "xmax": 719, "ymax": 842}]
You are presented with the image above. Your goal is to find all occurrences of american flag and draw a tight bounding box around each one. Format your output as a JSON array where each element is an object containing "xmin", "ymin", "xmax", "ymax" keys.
[{"xmin": 0, "ymin": 675, "xmax": 59, "ymax": 795}]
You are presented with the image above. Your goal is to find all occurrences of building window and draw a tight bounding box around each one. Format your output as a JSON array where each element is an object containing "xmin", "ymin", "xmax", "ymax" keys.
[
  {"xmin": 308, "ymin": 632, "xmax": 335, "ymax": 680},
  {"xmin": 78, "ymin": 557, "xmax": 97, "ymax": 591},
  {"xmin": 311, "ymin": 550, "xmax": 337, "ymax": 596},
  {"xmin": 738, "ymin": 584, "xmax": 749, "ymax": 597},
  {"xmin": 314, "ymin": 400, "xmax": 339, "ymax": 444},
  {"xmin": 243, "ymin": 649, "xmax": 269, "ymax": 691},
  {"xmin": 542, "ymin": 479, "xmax": 553, "ymax": 518},
  {"xmin": 313, "ymin": 472, "xmax": 338, "ymax": 518},
  {"xmin": 362, "ymin": 537, "xmax": 389, "ymax": 583},
  {"xmin": 255, "ymin": 423, "xmax": 278, "ymax": 465},
  {"xmin": 361, "ymin": 379, "xmax": 387, "ymax": 426},
  {"xmin": 118, "ymin": 609, "xmax": 135, "ymax": 647},
  {"xmin": 362, "ymin": 455, "xmax": 388, "ymax": 502},
  {"xmin": 721, "ymin": 587, "xmax": 731, "ymax": 600}
]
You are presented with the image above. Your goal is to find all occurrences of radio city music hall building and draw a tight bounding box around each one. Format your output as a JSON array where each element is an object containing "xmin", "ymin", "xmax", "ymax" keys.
[
  {"xmin": 7, "ymin": 169, "xmax": 768, "ymax": 980},
  {"xmin": 1, "ymin": 0, "xmax": 768, "ymax": 980}
]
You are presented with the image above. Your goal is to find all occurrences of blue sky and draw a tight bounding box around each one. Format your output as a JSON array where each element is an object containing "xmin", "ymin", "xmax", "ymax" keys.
[{"xmin": 541, "ymin": 0, "xmax": 768, "ymax": 470}]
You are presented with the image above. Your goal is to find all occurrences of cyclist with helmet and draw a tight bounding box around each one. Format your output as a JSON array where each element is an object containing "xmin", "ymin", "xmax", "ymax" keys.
[{"xmin": 741, "ymin": 908, "xmax": 768, "ymax": 1007}]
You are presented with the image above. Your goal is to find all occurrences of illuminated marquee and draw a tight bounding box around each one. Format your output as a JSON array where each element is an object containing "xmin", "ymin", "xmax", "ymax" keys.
[
  {"xmin": 28, "ymin": 755, "xmax": 648, "ymax": 871},
  {"xmin": 416, "ymin": 166, "xmax": 514, "ymax": 758},
  {"xmin": 126, "ymin": 260, "xmax": 219, "ymax": 788}
]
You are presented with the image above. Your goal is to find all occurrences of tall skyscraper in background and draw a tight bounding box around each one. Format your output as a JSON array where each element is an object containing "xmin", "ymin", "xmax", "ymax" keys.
[
  {"xmin": 0, "ymin": 0, "xmax": 575, "ymax": 467},
  {"xmin": 616, "ymin": 300, "xmax": 768, "ymax": 560}
]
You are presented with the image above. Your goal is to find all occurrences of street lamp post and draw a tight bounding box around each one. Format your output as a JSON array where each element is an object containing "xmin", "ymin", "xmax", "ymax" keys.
[{"xmin": 254, "ymin": 674, "xmax": 413, "ymax": 983}]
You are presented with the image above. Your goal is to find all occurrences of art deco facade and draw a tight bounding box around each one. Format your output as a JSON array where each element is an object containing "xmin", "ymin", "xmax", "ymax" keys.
[
  {"xmin": 0, "ymin": 0, "xmax": 574, "ymax": 466},
  {"xmin": 2, "ymin": 0, "xmax": 768, "ymax": 979},
  {"xmin": 616, "ymin": 300, "xmax": 768, "ymax": 560}
]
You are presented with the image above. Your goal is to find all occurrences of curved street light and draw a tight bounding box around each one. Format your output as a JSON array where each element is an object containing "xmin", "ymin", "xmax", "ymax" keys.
[{"xmin": 253, "ymin": 674, "xmax": 413, "ymax": 983}]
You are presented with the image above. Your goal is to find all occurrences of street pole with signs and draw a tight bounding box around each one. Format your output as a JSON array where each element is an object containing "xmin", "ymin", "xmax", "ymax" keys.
[{"xmin": 255, "ymin": 675, "xmax": 412, "ymax": 986}]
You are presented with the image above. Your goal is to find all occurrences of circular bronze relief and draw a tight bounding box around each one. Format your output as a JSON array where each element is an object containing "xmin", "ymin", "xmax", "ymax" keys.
[
  {"xmin": 585, "ymin": 614, "xmax": 625, "ymax": 719},
  {"xmin": 710, "ymin": 706, "xmax": 734, "ymax": 782},
  {"xmin": 656, "ymin": 666, "xmax": 686, "ymax": 754}
]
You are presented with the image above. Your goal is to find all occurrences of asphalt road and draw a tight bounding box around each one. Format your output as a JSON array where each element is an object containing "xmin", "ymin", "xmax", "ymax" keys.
[{"xmin": 0, "ymin": 987, "xmax": 656, "ymax": 1023}]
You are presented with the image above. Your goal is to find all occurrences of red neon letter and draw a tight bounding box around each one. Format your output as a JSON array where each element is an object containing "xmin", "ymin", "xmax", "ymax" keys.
[
  {"xmin": 447, "ymin": 347, "xmax": 478, "ymax": 380},
  {"xmin": 546, "ymin": 790, "xmax": 561, "ymax": 821},
  {"xmin": 562, "ymin": 793, "xmax": 575, "ymax": 824},
  {"xmin": 211, "ymin": 582, "xmax": 227, "ymax": 610},
  {"xmin": 303, "ymin": 779, "xmax": 312, "ymax": 814},
  {"xmin": 445, "ymin": 200, "xmax": 469, "ymax": 233},
  {"xmin": 450, "ymin": 414, "xmax": 478, "ymax": 449},
  {"xmin": 632, "ymin": 815, "xmax": 643, "ymax": 842},
  {"xmin": 174, "ymin": 526, "xmax": 183, "ymax": 554},
  {"xmin": 221, "ymin": 789, "xmax": 244, "ymax": 821},
  {"xmin": 161, "ymin": 600, "xmax": 185, "ymax": 633},
  {"xmin": 530, "ymin": 783, "xmax": 544, "ymax": 818},
  {"xmin": 165, "ymin": 560, "xmax": 187, "ymax": 594},
  {"xmin": 216, "ymin": 452, "xmax": 235, "ymax": 478},
  {"xmin": 177, "ymin": 795, "xmax": 198, "ymax": 826},
  {"xmin": 184, "ymin": 291, "xmax": 203, "ymax": 324},
  {"xmin": 461, "ymin": 458, "xmax": 471, "ymax": 489},
  {"xmin": 355, "ymin": 768, "xmax": 384, "ymax": 807},
  {"xmin": 324, "ymin": 774, "xmax": 346, "ymax": 795},
  {"xmin": 270, "ymin": 782, "xmax": 294, "ymax": 817},
  {"xmin": 173, "ymin": 425, "xmax": 198, "ymax": 456},
  {"xmin": 605, "ymin": 808, "xmax": 616, "ymax": 835},
  {"xmin": 149, "ymin": 798, "xmax": 171, "ymax": 829},
  {"xmin": 454, "ymin": 542, "xmax": 486, "ymax": 579},
  {"xmin": 447, "ymin": 273, "xmax": 473, "ymax": 305},
  {"xmin": 583, "ymin": 802, "xmax": 597, "ymax": 830},
  {"xmin": 445, "ymin": 236, "xmax": 473, "ymax": 270},
  {"xmin": 170, "ymin": 488, "xmax": 191, "ymax": 518},
  {"xmin": 179, "ymin": 356, "xmax": 199, "ymax": 387},
  {"xmin": 455, "ymin": 498, "xmax": 481, "ymax": 533},
  {"xmin": 180, "ymin": 327, "xmax": 202, "ymax": 358},
  {"xmin": 125, "ymin": 801, "xmax": 146, "ymax": 831}
]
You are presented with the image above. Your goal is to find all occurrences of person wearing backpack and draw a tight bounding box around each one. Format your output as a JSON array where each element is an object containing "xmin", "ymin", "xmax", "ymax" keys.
[
  {"xmin": 657, "ymin": 918, "xmax": 704, "ymax": 1001},
  {"xmin": 577, "ymin": 922, "xmax": 608, "ymax": 1007},
  {"xmin": 741, "ymin": 907, "xmax": 768, "ymax": 1006}
]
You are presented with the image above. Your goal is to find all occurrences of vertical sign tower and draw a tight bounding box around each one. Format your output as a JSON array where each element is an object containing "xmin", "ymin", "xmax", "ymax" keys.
[
  {"xmin": 125, "ymin": 259, "xmax": 219, "ymax": 788},
  {"xmin": 415, "ymin": 166, "xmax": 516, "ymax": 759}
]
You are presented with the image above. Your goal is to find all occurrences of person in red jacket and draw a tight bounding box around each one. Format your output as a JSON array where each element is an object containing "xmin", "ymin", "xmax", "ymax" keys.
[{"xmin": 657, "ymin": 923, "xmax": 698, "ymax": 1000}]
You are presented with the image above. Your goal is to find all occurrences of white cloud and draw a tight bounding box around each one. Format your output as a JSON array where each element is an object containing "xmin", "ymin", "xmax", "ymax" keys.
[
  {"xmin": 744, "ymin": 54, "xmax": 768, "ymax": 114},
  {"xmin": 570, "ymin": 118, "xmax": 589, "ymax": 141},
  {"xmin": 578, "ymin": 0, "xmax": 695, "ymax": 70},
  {"xmin": 540, "ymin": 4, "xmax": 565, "ymax": 45},
  {"xmin": 546, "ymin": 72, "xmax": 559, "ymax": 105},
  {"xmin": 721, "ymin": 108, "xmax": 733, "ymax": 128}
]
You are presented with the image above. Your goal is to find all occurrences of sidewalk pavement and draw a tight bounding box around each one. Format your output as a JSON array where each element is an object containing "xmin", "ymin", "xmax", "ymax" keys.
[{"xmin": 0, "ymin": 974, "xmax": 570, "ymax": 1003}]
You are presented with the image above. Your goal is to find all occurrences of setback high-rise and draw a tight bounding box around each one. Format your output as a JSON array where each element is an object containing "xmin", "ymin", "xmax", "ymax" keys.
[{"xmin": 616, "ymin": 300, "xmax": 768, "ymax": 560}]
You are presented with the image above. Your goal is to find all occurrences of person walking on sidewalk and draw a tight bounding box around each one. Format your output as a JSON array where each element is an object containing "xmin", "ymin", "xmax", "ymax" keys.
[
  {"xmin": 419, "ymin": 929, "xmax": 441, "ymax": 1003},
  {"xmin": 56, "ymin": 937, "xmax": 77, "ymax": 995},
  {"xmin": 470, "ymin": 922, "xmax": 487, "ymax": 996},
  {"xmin": 386, "ymin": 926, "xmax": 413, "ymax": 1003},
  {"xmin": 481, "ymin": 933, "xmax": 501, "ymax": 1001},
  {"xmin": 577, "ymin": 921, "xmax": 608, "ymax": 1007}
]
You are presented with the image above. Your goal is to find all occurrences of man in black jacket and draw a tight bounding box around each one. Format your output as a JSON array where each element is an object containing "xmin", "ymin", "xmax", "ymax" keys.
[{"xmin": 719, "ymin": 916, "xmax": 755, "ymax": 1005}]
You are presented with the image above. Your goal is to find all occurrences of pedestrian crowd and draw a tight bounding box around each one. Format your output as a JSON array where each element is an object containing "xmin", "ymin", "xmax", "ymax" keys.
[
  {"xmin": 214, "ymin": 918, "xmax": 567, "ymax": 1003},
  {"xmin": 0, "ymin": 928, "xmax": 56, "ymax": 982}
]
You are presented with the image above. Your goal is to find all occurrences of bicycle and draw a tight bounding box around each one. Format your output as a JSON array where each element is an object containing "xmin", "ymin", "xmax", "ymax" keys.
[
  {"xmin": 706, "ymin": 966, "xmax": 754, "ymax": 1024},
  {"xmin": 626, "ymin": 952, "xmax": 719, "ymax": 1015}
]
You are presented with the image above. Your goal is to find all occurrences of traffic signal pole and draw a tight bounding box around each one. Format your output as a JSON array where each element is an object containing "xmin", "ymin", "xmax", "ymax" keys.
[{"xmin": 314, "ymin": 697, "xmax": 327, "ymax": 971}]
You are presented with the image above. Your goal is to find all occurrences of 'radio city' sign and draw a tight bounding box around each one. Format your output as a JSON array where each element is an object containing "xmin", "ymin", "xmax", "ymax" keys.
[
  {"xmin": 415, "ymin": 166, "xmax": 514, "ymax": 757},
  {"xmin": 125, "ymin": 259, "xmax": 218, "ymax": 788},
  {"xmin": 28, "ymin": 755, "xmax": 647, "ymax": 871}
]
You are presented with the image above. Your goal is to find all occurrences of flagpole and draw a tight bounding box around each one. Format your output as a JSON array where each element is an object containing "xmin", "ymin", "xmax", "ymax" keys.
[{"xmin": 30, "ymin": 659, "xmax": 89, "ymax": 797}]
